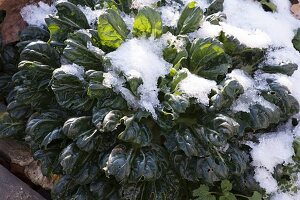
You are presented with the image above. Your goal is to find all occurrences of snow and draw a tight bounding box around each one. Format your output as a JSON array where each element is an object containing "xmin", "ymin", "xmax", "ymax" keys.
[
  {"xmin": 250, "ymin": 132, "xmax": 295, "ymax": 172},
  {"xmin": 217, "ymin": 1, "xmax": 300, "ymax": 196},
  {"xmin": 21, "ymin": 2, "xmax": 57, "ymax": 27},
  {"xmin": 121, "ymin": 13, "xmax": 135, "ymax": 31},
  {"xmin": 189, "ymin": 21, "xmax": 222, "ymax": 39},
  {"xmin": 254, "ymin": 167, "xmax": 279, "ymax": 194},
  {"xmin": 131, "ymin": 0, "xmax": 160, "ymax": 9},
  {"xmin": 159, "ymin": 3, "xmax": 181, "ymax": 27},
  {"xmin": 78, "ymin": 6, "xmax": 104, "ymax": 27},
  {"xmin": 178, "ymin": 72, "xmax": 216, "ymax": 105},
  {"xmin": 228, "ymin": 70, "xmax": 277, "ymax": 113},
  {"xmin": 87, "ymin": 41, "xmax": 105, "ymax": 56},
  {"xmin": 105, "ymin": 38, "xmax": 172, "ymax": 117},
  {"xmin": 248, "ymin": 131, "xmax": 295, "ymax": 194},
  {"xmin": 227, "ymin": 69, "xmax": 254, "ymax": 90},
  {"xmin": 54, "ymin": 64, "xmax": 85, "ymax": 80}
]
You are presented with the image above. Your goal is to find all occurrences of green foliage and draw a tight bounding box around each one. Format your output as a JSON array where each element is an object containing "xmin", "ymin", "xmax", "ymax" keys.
[
  {"xmin": 177, "ymin": 1, "xmax": 203, "ymax": 35},
  {"xmin": 133, "ymin": 6, "xmax": 163, "ymax": 38},
  {"xmin": 293, "ymin": 28, "xmax": 300, "ymax": 52},
  {"xmin": 193, "ymin": 180, "xmax": 262, "ymax": 200},
  {"xmin": 1, "ymin": 0, "xmax": 299, "ymax": 200},
  {"xmin": 257, "ymin": 0, "xmax": 277, "ymax": 12},
  {"xmin": 189, "ymin": 38, "xmax": 231, "ymax": 80},
  {"xmin": 98, "ymin": 9, "xmax": 129, "ymax": 49}
]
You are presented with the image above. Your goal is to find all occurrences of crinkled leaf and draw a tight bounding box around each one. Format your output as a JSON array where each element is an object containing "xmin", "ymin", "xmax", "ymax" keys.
[
  {"xmin": 20, "ymin": 41, "xmax": 60, "ymax": 68},
  {"xmin": 189, "ymin": 38, "xmax": 231, "ymax": 80},
  {"xmin": 106, "ymin": 145, "xmax": 133, "ymax": 182},
  {"xmin": 98, "ymin": 9, "xmax": 129, "ymax": 49},
  {"xmin": 118, "ymin": 116, "xmax": 152, "ymax": 147},
  {"xmin": 0, "ymin": 112, "xmax": 25, "ymax": 138},
  {"xmin": 102, "ymin": 110, "xmax": 123, "ymax": 132},
  {"xmin": 86, "ymin": 70, "xmax": 111, "ymax": 99},
  {"xmin": 6, "ymin": 100, "xmax": 31, "ymax": 120},
  {"xmin": 210, "ymin": 79, "xmax": 244, "ymax": 111},
  {"xmin": 63, "ymin": 30, "xmax": 104, "ymax": 70},
  {"xmin": 41, "ymin": 127, "xmax": 65, "ymax": 149},
  {"xmin": 59, "ymin": 143, "xmax": 89, "ymax": 174},
  {"xmin": 51, "ymin": 68, "xmax": 94, "ymax": 111},
  {"xmin": 133, "ymin": 6, "xmax": 163, "ymax": 38},
  {"xmin": 56, "ymin": 2, "xmax": 89, "ymax": 29},
  {"xmin": 63, "ymin": 116, "xmax": 93, "ymax": 139}
]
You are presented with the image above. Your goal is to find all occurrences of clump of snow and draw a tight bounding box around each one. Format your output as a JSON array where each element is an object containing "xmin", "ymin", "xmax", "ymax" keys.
[
  {"xmin": 254, "ymin": 167, "xmax": 279, "ymax": 194},
  {"xmin": 54, "ymin": 64, "xmax": 85, "ymax": 81},
  {"xmin": 121, "ymin": 13, "xmax": 135, "ymax": 31},
  {"xmin": 158, "ymin": 1, "xmax": 181, "ymax": 27},
  {"xmin": 21, "ymin": 2, "xmax": 57, "ymax": 27},
  {"xmin": 105, "ymin": 38, "xmax": 171, "ymax": 117},
  {"xmin": 248, "ymin": 131, "xmax": 295, "ymax": 194},
  {"xmin": 131, "ymin": 0, "xmax": 160, "ymax": 9},
  {"xmin": 87, "ymin": 41, "xmax": 105, "ymax": 56},
  {"xmin": 221, "ymin": 0, "xmax": 300, "ymax": 109},
  {"xmin": 250, "ymin": 133, "xmax": 295, "ymax": 172},
  {"xmin": 227, "ymin": 69, "xmax": 254, "ymax": 90},
  {"xmin": 78, "ymin": 6, "xmax": 105, "ymax": 27},
  {"xmin": 271, "ymin": 192, "xmax": 300, "ymax": 200},
  {"xmin": 178, "ymin": 72, "xmax": 216, "ymax": 105},
  {"xmin": 221, "ymin": 23, "xmax": 271, "ymax": 48},
  {"xmin": 223, "ymin": 0, "xmax": 298, "ymax": 48},
  {"xmin": 227, "ymin": 70, "xmax": 277, "ymax": 113},
  {"xmin": 189, "ymin": 21, "xmax": 222, "ymax": 40}
]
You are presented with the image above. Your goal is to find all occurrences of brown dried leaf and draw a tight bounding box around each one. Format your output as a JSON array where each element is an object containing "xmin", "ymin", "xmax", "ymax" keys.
[{"xmin": 0, "ymin": 0, "xmax": 51, "ymax": 45}]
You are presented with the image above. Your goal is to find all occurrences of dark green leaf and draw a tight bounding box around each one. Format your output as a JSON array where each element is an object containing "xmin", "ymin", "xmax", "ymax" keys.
[
  {"xmin": 20, "ymin": 41, "xmax": 60, "ymax": 68},
  {"xmin": 118, "ymin": 116, "xmax": 152, "ymax": 147},
  {"xmin": 177, "ymin": 1, "xmax": 203, "ymax": 35},
  {"xmin": 189, "ymin": 38, "xmax": 231, "ymax": 80},
  {"xmin": 63, "ymin": 30, "xmax": 104, "ymax": 70},
  {"xmin": 206, "ymin": 0, "xmax": 224, "ymax": 15},
  {"xmin": 293, "ymin": 28, "xmax": 300, "ymax": 52},
  {"xmin": 261, "ymin": 63, "xmax": 298, "ymax": 76},
  {"xmin": 106, "ymin": 145, "xmax": 133, "ymax": 182}
]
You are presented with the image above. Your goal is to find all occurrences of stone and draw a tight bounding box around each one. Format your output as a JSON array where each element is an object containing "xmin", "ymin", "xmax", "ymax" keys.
[
  {"xmin": 0, "ymin": 165, "xmax": 46, "ymax": 200},
  {"xmin": 24, "ymin": 161, "xmax": 55, "ymax": 190},
  {"xmin": 0, "ymin": 138, "xmax": 33, "ymax": 167},
  {"xmin": 0, "ymin": 138, "xmax": 56, "ymax": 190}
]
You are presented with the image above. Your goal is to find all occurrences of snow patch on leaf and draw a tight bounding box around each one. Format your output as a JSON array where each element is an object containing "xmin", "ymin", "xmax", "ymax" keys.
[
  {"xmin": 21, "ymin": 2, "xmax": 57, "ymax": 27},
  {"xmin": 178, "ymin": 72, "xmax": 216, "ymax": 106},
  {"xmin": 105, "ymin": 37, "xmax": 171, "ymax": 117}
]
